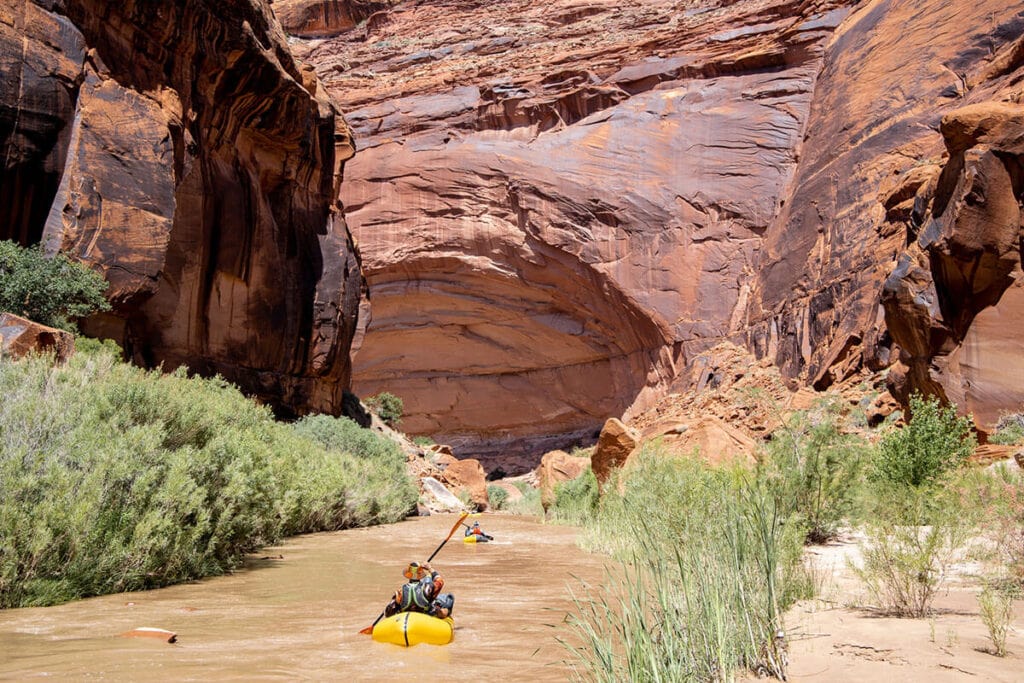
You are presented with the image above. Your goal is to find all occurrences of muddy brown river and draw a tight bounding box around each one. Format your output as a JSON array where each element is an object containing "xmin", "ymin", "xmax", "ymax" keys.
[{"xmin": 0, "ymin": 515, "xmax": 607, "ymax": 681}]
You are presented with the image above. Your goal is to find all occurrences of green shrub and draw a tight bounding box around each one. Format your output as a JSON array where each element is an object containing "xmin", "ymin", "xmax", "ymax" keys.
[
  {"xmin": 364, "ymin": 391, "xmax": 403, "ymax": 427},
  {"xmin": 873, "ymin": 393, "xmax": 976, "ymax": 487},
  {"xmin": 550, "ymin": 467, "xmax": 599, "ymax": 525},
  {"xmin": 851, "ymin": 487, "xmax": 969, "ymax": 617},
  {"xmin": 0, "ymin": 345, "xmax": 417, "ymax": 608},
  {"xmin": 0, "ymin": 240, "xmax": 110, "ymax": 331},
  {"xmin": 978, "ymin": 580, "xmax": 1019, "ymax": 656},
  {"xmin": 487, "ymin": 484, "xmax": 509, "ymax": 510},
  {"xmin": 760, "ymin": 398, "xmax": 869, "ymax": 544},
  {"xmin": 506, "ymin": 485, "xmax": 543, "ymax": 516}
]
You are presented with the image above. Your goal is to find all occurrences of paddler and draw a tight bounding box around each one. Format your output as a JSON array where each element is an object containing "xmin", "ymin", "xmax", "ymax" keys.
[
  {"xmin": 464, "ymin": 521, "xmax": 493, "ymax": 542},
  {"xmin": 383, "ymin": 561, "xmax": 454, "ymax": 619}
]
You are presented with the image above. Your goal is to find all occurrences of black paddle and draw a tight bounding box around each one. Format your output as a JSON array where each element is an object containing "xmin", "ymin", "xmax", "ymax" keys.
[{"xmin": 359, "ymin": 511, "xmax": 469, "ymax": 635}]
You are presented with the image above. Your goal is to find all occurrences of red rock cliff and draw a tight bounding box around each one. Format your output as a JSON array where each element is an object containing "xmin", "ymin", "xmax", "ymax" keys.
[
  {"xmin": 0, "ymin": 0, "xmax": 363, "ymax": 415},
  {"xmin": 296, "ymin": 0, "xmax": 857, "ymax": 468},
  {"xmin": 291, "ymin": 0, "xmax": 1023, "ymax": 469},
  {"xmin": 746, "ymin": 0, "xmax": 1024, "ymax": 429}
]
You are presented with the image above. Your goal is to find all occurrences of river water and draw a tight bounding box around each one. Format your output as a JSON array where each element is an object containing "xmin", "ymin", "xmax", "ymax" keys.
[{"xmin": 0, "ymin": 515, "xmax": 608, "ymax": 681}]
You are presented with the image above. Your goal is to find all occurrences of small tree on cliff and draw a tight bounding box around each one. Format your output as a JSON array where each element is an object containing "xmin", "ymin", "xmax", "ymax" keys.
[
  {"xmin": 364, "ymin": 391, "xmax": 403, "ymax": 427},
  {"xmin": 0, "ymin": 240, "xmax": 110, "ymax": 332}
]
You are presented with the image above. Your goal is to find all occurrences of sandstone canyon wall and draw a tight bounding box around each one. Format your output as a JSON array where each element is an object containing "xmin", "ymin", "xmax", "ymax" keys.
[
  {"xmin": 747, "ymin": 0, "xmax": 1024, "ymax": 429},
  {"xmin": 297, "ymin": 0, "xmax": 856, "ymax": 469},
  {"xmin": 289, "ymin": 0, "xmax": 1023, "ymax": 470},
  {"xmin": 0, "ymin": 0, "xmax": 362, "ymax": 415}
]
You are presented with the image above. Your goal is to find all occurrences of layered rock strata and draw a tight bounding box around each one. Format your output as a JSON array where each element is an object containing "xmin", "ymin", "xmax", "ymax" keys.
[
  {"xmin": 881, "ymin": 102, "xmax": 1024, "ymax": 429},
  {"xmin": 0, "ymin": 0, "xmax": 361, "ymax": 415},
  {"xmin": 297, "ymin": 0, "xmax": 854, "ymax": 469},
  {"xmin": 293, "ymin": 0, "xmax": 1024, "ymax": 469},
  {"xmin": 746, "ymin": 0, "xmax": 1024, "ymax": 401}
]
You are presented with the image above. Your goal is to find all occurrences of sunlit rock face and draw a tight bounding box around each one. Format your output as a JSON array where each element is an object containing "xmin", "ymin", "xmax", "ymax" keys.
[
  {"xmin": 882, "ymin": 102, "xmax": 1024, "ymax": 430},
  {"xmin": 745, "ymin": 0, "xmax": 1024, "ymax": 404},
  {"xmin": 0, "ymin": 0, "xmax": 362, "ymax": 415},
  {"xmin": 274, "ymin": 0, "xmax": 393, "ymax": 38},
  {"xmin": 297, "ymin": 0, "xmax": 852, "ymax": 470}
]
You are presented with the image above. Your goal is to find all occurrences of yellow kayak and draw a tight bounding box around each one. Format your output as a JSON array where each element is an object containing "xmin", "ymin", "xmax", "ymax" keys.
[
  {"xmin": 463, "ymin": 534, "xmax": 492, "ymax": 543},
  {"xmin": 371, "ymin": 612, "xmax": 454, "ymax": 646}
]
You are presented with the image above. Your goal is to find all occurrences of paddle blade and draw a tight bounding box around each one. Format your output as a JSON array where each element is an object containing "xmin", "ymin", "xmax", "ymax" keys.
[{"xmin": 359, "ymin": 625, "xmax": 374, "ymax": 635}]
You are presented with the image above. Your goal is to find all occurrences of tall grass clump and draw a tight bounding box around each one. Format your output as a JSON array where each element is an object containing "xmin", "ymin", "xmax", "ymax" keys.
[
  {"xmin": 759, "ymin": 397, "xmax": 869, "ymax": 544},
  {"xmin": 487, "ymin": 484, "xmax": 509, "ymax": 511},
  {"xmin": 550, "ymin": 466, "xmax": 599, "ymax": 525},
  {"xmin": 978, "ymin": 579, "xmax": 1019, "ymax": 656},
  {"xmin": 506, "ymin": 481, "xmax": 544, "ymax": 516},
  {"xmin": 0, "ymin": 342, "xmax": 417, "ymax": 608},
  {"xmin": 562, "ymin": 446, "xmax": 808, "ymax": 681},
  {"xmin": 851, "ymin": 487, "xmax": 970, "ymax": 617}
]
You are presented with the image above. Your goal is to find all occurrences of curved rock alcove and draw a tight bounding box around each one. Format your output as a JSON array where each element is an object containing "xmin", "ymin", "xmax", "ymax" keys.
[{"xmin": 351, "ymin": 237, "xmax": 674, "ymax": 473}]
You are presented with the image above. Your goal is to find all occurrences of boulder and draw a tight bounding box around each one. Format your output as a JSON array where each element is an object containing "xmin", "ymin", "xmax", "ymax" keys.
[
  {"xmin": 591, "ymin": 418, "xmax": 639, "ymax": 487},
  {"xmin": 537, "ymin": 449, "xmax": 591, "ymax": 511},
  {"xmin": 865, "ymin": 391, "xmax": 901, "ymax": 427},
  {"xmin": 645, "ymin": 416, "xmax": 757, "ymax": 468},
  {"xmin": 440, "ymin": 458, "xmax": 489, "ymax": 510},
  {"xmin": 0, "ymin": 313, "xmax": 75, "ymax": 363},
  {"xmin": 420, "ymin": 476, "xmax": 465, "ymax": 512}
]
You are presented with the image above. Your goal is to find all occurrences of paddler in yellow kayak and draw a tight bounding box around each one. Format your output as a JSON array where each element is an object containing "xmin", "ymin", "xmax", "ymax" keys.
[
  {"xmin": 464, "ymin": 521, "xmax": 494, "ymax": 542},
  {"xmin": 383, "ymin": 561, "xmax": 454, "ymax": 619}
]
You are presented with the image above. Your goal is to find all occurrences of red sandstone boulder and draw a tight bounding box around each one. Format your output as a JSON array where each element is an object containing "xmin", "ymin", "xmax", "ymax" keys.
[
  {"xmin": 440, "ymin": 457, "xmax": 488, "ymax": 510},
  {"xmin": 0, "ymin": 313, "xmax": 75, "ymax": 363},
  {"xmin": 641, "ymin": 416, "xmax": 757, "ymax": 468},
  {"xmin": 591, "ymin": 418, "xmax": 639, "ymax": 487},
  {"xmin": 537, "ymin": 449, "xmax": 591, "ymax": 511}
]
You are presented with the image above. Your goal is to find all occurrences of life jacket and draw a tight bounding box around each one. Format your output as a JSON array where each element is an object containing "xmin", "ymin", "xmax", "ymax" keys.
[{"xmin": 396, "ymin": 577, "xmax": 435, "ymax": 613}]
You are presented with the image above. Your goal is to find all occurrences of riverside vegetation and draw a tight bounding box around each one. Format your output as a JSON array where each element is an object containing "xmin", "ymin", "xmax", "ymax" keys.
[
  {"xmin": 546, "ymin": 393, "xmax": 1024, "ymax": 680},
  {"xmin": 0, "ymin": 340, "xmax": 417, "ymax": 608}
]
